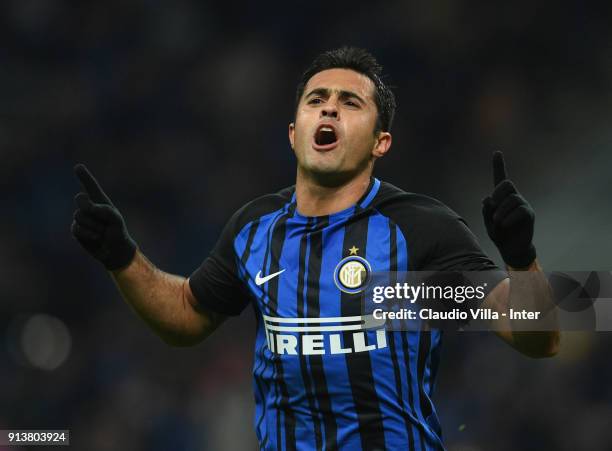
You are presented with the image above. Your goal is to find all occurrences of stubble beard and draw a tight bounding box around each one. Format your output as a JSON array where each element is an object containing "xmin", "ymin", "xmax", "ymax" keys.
[{"xmin": 298, "ymin": 147, "xmax": 373, "ymax": 189}]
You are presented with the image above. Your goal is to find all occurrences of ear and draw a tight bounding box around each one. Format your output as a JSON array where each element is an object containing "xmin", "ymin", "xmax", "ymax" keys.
[
  {"xmin": 372, "ymin": 132, "xmax": 392, "ymax": 159},
  {"xmin": 288, "ymin": 122, "xmax": 295, "ymax": 150}
]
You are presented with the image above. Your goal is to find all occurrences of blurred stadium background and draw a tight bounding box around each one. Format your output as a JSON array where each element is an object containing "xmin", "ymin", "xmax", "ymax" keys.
[{"xmin": 2, "ymin": 1, "xmax": 612, "ymax": 450}]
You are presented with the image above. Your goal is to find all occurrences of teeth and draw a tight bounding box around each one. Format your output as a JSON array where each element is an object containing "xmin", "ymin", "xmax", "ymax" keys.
[{"xmin": 321, "ymin": 126, "xmax": 333, "ymax": 132}]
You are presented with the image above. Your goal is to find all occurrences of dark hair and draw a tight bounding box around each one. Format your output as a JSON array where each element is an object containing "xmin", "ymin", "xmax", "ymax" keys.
[{"xmin": 295, "ymin": 47, "xmax": 396, "ymax": 133}]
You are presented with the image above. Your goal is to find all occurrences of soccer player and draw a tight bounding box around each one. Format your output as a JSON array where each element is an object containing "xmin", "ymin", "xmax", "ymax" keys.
[{"xmin": 71, "ymin": 47, "xmax": 559, "ymax": 450}]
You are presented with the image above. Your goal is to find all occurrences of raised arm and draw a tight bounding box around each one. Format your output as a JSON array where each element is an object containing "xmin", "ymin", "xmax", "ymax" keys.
[
  {"xmin": 71, "ymin": 164, "xmax": 225, "ymax": 346},
  {"xmin": 481, "ymin": 152, "xmax": 560, "ymax": 357},
  {"xmin": 110, "ymin": 250, "xmax": 225, "ymax": 346}
]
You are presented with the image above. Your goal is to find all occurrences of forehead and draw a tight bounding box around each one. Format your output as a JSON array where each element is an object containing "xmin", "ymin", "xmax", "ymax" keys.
[{"xmin": 303, "ymin": 68, "xmax": 376, "ymax": 102}]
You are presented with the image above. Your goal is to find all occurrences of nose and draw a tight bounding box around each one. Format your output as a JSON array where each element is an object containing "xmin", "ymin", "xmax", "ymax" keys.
[{"xmin": 320, "ymin": 100, "xmax": 339, "ymax": 119}]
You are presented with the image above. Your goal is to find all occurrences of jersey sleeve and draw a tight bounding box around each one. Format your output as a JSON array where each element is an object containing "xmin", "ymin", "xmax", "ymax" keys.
[
  {"xmin": 423, "ymin": 206, "xmax": 509, "ymax": 316},
  {"xmin": 188, "ymin": 210, "xmax": 252, "ymax": 316},
  {"xmin": 375, "ymin": 188, "xmax": 507, "ymax": 304},
  {"xmin": 422, "ymin": 207, "xmax": 497, "ymax": 272}
]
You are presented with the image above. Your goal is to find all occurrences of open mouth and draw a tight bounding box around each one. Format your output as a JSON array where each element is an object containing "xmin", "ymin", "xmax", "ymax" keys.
[{"xmin": 313, "ymin": 124, "xmax": 339, "ymax": 150}]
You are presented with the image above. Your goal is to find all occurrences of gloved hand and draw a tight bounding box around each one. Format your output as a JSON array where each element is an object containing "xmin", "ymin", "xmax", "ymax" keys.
[
  {"xmin": 482, "ymin": 151, "xmax": 536, "ymax": 268},
  {"xmin": 71, "ymin": 164, "xmax": 137, "ymax": 271}
]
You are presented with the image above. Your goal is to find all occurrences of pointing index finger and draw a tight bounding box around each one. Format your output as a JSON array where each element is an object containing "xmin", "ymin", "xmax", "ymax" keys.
[
  {"xmin": 74, "ymin": 163, "xmax": 112, "ymax": 205},
  {"xmin": 492, "ymin": 150, "xmax": 507, "ymax": 187}
]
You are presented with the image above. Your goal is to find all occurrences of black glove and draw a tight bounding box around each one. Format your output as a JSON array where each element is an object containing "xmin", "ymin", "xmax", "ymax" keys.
[
  {"xmin": 482, "ymin": 151, "xmax": 536, "ymax": 268},
  {"xmin": 71, "ymin": 164, "xmax": 137, "ymax": 271}
]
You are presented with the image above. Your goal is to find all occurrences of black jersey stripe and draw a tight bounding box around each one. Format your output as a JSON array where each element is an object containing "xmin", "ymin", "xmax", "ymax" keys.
[
  {"xmin": 240, "ymin": 219, "xmax": 260, "ymax": 267},
  {"xmin": 239, "ymin": 220, "xmax": 267, "ymax": 441},
  {"xmin": 252, "ymin": 306, "xmax": 268, "ymax": 445},
  {"xmin": 341, "ymin": 208, "xmax": 386, "ymax": 451},
  {"xmin": 387, "ymin": 221, "xmax": 416, "ymax": 451},
  {"xmin": 417, "ymin": 331, "xmax": 433, "ymax": 422},
  {"xmin": 266, "ymin": 210, "xmax": 297, "ymax": 451},
  {"xmin": 393, "ymin": 219, "xmax": 429, "ymax": 450},
  {"xmin": 417, "ymin": 330, "xmax": 435, "ymax": 451},
  {"xmin": 305, "ymin": 216, "xmax": 338, "ymax": 451},
  {"xmin": 401, "ymin": 330, "xmax": 429, "ymax": 448},
  {"xmin": 254, "ymin": 208, "xmax": 291, "ymax": 447},
  {"xmin": 416, "ymin": 331, "xmax": 432, "ymax": 451},
  {"xmin": 267, "ymin": 212, "xmax": 289, "ymax": 313},
  {"xmin": 296, "ymin": 218, "xmax": 323, "ymax": 450}
]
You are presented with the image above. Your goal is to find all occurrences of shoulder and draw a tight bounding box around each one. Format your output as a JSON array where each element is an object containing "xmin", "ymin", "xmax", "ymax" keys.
[
  {"xmin": 224, "ymin": 185, "xmax": 295, "ymax": 236},
  {"xmin": 372, "ymin": 181, "xmax": 461, "ymax": 225},
  {"xmin": 371, "ymin": 180, "xmax": 495, "ymax": 271}
]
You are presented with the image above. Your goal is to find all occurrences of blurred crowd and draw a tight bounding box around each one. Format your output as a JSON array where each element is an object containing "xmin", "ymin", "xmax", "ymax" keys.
[{"xmin": 1, "ymin": 0, "xmax": 612, "ymax": 449}]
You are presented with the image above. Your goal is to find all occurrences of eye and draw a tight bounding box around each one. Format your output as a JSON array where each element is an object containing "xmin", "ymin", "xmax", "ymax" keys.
[
  {"xmin": 345, "ymin": 100, "xmax": 358, "ymax": 107},
  {"xmin": 308, "ymin": 98, "xmax": 323, "ymax": 105}
]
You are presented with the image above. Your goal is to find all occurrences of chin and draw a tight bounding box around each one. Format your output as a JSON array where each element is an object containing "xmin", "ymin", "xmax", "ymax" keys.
[
  {"xmin": 305, "ymin": 165, "xmax": 356, "ymax": 186},
  {"xmin": 303, "ymin": 154, "xmax": 341, "ymax": 173}
]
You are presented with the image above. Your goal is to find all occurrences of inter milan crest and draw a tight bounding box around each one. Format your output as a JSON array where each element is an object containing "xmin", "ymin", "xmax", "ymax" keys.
[{"xmin": 333, "ymin": 249, "xmax": 372, "ymax": 294}]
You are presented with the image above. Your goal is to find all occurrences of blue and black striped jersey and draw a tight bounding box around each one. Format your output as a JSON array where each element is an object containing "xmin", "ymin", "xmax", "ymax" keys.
[{"xmin": 190, "ymin": 178, "xmax": 501, "ymax": 451}]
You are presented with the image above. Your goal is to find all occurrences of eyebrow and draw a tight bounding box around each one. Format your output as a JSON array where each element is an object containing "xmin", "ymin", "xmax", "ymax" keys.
[{"xmin": 305, "ymin": 87, "xmax": 366, "ymax": 105}]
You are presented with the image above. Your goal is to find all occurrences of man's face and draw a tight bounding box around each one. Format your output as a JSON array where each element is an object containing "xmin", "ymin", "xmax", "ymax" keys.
[{"xmin": 289, "ymin": 68, "xmax": 391, "ymax": 185}]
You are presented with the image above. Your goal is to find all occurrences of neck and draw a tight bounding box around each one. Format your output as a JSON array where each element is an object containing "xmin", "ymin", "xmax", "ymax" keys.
[{"xmin": 295, "ymin": 167, "xmax": 373, "ymax": 216}]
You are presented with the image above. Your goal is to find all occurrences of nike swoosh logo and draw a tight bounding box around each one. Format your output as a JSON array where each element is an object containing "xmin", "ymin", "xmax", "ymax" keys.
[{"xmin": 255, "ymin": 269, "xmax": 285, "ymax": 286}]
